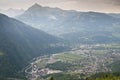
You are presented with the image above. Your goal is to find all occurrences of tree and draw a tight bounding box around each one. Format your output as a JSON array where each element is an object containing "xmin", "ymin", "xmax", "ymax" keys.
[{"xmin": 50, "ymin": 77, "xmax": 54, "ymax": 80}]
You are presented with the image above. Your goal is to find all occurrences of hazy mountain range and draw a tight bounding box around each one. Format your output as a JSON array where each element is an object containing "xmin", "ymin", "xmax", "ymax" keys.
[
  {"xmin": 0, "ymin": 8, "xmax": 24, "ymax": 17},
  {"xmin": 0, "ymin": 3, "xmax": 120, "ymax": 80},
  {"xmin": 17, "ymin": 3, "xmax": 120, "ymax": 44}
]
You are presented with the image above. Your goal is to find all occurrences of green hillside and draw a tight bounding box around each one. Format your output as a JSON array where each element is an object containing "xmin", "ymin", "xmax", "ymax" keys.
[{"xmin": 0, "ymin": 13, "xmax": 66, "ymax": 78}]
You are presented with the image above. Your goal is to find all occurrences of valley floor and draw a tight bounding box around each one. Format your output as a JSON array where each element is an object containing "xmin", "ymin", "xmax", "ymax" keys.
[{"xmin": 25, "ymin": 44, "xmax": 120, "ymax": 80}]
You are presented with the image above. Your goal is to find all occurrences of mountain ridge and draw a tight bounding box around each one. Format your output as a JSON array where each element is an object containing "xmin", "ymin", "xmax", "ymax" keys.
[
  {"xmin": 0, "ymin": 13, "xmax": 65, "ymax": 78},
  {"xmin": 17, "ymin": 4, "xmax": 120, "ymax": 44}
]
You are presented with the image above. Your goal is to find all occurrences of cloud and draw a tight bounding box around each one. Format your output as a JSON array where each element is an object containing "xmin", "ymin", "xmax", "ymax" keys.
[
  {"xmin": 0, "ymin": 0, "xmax": 120, "ymax": 13},
  {"xmin": 60, "ymin": 0, "xmax": 120, "ymax": 12},
  {"xmin": 104, "ymin": 0, "xmax": 120, "ymax": 5},
  {"xmin": 64, "ymin": 0, "xmax": 120, "ymax": 6}
]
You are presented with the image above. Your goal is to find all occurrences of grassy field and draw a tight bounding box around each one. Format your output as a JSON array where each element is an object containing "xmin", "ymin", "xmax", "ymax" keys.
[
  {"xmin": 104, "ymin": 45, "xmax": 120, "ymax": 49},
  {"xmin": 93, "ymin": 44, "xmax": 120, "ymax": 50},
  {"xmin": 53, "ymin": 53, "xmax": 86, "ymax": 62}
]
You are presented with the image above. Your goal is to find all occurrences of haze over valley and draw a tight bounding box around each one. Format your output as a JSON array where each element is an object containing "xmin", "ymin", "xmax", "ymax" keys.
[{"xmin": 0, "ymin": 1, "xmax": 120, "ymax": 80}]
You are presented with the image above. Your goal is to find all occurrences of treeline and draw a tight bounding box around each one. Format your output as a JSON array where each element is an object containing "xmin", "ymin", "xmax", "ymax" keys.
[
  {"xmin": 46, "ymin": 72, "xmax": 120, "ymax": 80},
  {"xmin": 86, "ymin": 72, "xmax": 120, "ymax": 80}
]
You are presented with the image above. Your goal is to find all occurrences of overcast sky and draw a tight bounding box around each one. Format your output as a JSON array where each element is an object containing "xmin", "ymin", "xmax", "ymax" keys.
[{"xmin": 0, "ymin": 0, "xmax": 120, "ymax": 13}]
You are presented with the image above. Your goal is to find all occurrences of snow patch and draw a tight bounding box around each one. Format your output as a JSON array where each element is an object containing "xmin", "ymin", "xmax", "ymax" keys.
[{"xmin": 49, "ymin": 15, "xmax": 57, "ymax": 20}]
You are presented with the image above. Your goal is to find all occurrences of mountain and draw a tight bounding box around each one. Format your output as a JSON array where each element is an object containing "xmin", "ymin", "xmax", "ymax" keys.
[
  {"xmin": 109, "ymin": 13, "xmax": 120, "ymax": 19},
  {"xmin": 0, "ymin": 8, "xmax": 24, "ymax": 17},
  {"xmin": 16, "ymin": 3, "xmax": 76, "ymax": 36},
  {"xmin": 17, "ymin": 3, "xmax": 120, "ymax": 44},
  {"xmin": 0, "ymin": 13, "xmax": 65, "ymax": 78}
]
